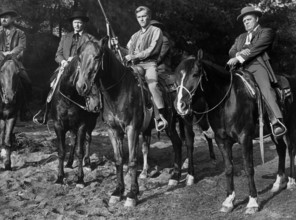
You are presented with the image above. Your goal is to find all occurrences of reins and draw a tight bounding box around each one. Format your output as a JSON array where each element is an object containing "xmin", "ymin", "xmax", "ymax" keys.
[
  {"xmin": 192, "ymin": 68, "xmax": 233, "ymax": 114},
  {"xmin": 59, "ymin": 89, "xmax": 88, "ymax": 111}
]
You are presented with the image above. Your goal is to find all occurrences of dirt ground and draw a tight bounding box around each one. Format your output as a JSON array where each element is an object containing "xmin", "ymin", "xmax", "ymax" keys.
[{"xmin": 0, "ymin": 119, "xmax": 296, "ymax": 220}]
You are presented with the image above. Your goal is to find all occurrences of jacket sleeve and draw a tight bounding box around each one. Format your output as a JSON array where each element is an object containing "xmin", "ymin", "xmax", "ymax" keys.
[
  {"xmin": 134, "ymin": 28, "xmax": 163, "ymax": 60},
  {"xmin": 10, "ymin": 30, "xmax": 26, "ymax": 57},
  {"xmin": 157, "ymin": 36, "xmax": 170, "ymax": 64},
  {"xmin": 55, "ymin": 35, "xmax": 66, "ymax": 64},
  {"xmin": 240, "ymin": 28, "xmax": 275, "ymax": 62},
  {"xmin": 229, "ymin": 36, "xmax": 240, "ymax": 58}
]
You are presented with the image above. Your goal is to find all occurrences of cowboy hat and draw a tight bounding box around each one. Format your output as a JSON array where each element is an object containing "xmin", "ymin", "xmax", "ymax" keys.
[
  {"xmin": 237, "ymin": 6, "xmax": 262, "ymax": 21},
  {"xmin": 150, "ymin": 20, "xmax": 165, "ymax": 30},
  {"xmin": 0, "ymin": 8, "xmax": 18, "ymax": 17},
  {"xmin": 68, "ymin": 10, "xmax": 89, "ymax": 22}
]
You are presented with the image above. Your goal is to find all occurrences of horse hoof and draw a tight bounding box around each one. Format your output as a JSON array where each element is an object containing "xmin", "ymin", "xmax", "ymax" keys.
[
  {"xmin": 220, "ymin": 205, "xmax": 233, "ymax": 213},
  {"xmin": 168, "ymin": 179, "xmax": 178, "ymax": 186},
  {"xmin": 139, "ymin": 171, "xmax": 148, "ymax": 179},
  {"xmin": 4, "ymin": 164, "xmax": 12, "ymax": 171},
  {"xmin": 186, "ymin": 175, "xmax": 194, "ymax": 186},
  {"xmin": 124, "ymin": 197, "xmax": 137, "ymax": 207},
  {"xmin": 84, "ymin": 167, "xmax": 91, "ymax": 172},
  {"xmin": 109, "ymin": 196, "xmax": 121, "ymax": 206},
  {"xmin": 245, "ymin": 207, "xmax": 258, "ymax": 215},
  {"xmin": 270, "ymin": 183, "xmax": 286, "ymax": 193},
  {"xmin": 76, "ymin": 183, "xmax": 85, "ymax": 189}
]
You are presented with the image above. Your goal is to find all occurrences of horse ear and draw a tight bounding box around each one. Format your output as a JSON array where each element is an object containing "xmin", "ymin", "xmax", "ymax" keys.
[{"xmin": 197, "ymin": 49, "xmax": 203, "ymax": 61}]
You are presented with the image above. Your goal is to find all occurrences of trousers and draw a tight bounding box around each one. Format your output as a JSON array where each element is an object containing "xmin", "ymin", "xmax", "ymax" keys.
[
  {"xmin": 245, "ymin": 62, "xmax": 282, "ymax": 123},
  {"xmin": 136, "ymin": 61, "xmax": 164, "ymax": 109}
]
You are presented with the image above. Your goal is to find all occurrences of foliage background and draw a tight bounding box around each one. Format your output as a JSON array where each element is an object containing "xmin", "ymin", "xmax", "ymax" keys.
[{"xmin": 0, "ymin": 0, "xmax": 296, "ymax": 102}]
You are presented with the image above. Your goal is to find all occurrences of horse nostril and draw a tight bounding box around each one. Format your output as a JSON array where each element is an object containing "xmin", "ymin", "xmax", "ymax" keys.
[
  {"xmin": 94, "ymin": 106, "xmax": 99, "ymax": 112},
  {"xmin": 180, "ymin": 101, "xmax": 186, "ymax": 110},
  {"xmin": 82, "ymin": 83, "xmax": 88, "ymax": 94}
]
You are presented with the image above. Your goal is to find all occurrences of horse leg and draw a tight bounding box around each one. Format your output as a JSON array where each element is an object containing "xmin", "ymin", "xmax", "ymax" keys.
[
  {"xmin": 271, "ymin": 138, "xmax": 287, "ymax": 192},
  {"xmin": 108, "ymin": 128, "xmax": 124, "ymax": 205},
  {"xmin": 75, "ymin": 124, "xmax": 86, "ymax": 188},
  {"xmin": 217, "ymin": 137, "xmax": 236, "ymax": 213},
  {"xmin": 139, "ymin": 132, "xmax": 151, "ymax": 179},
  {"xmin": 241, "ymin": 136, "xmax": 259, "ymax": 214},
  {"xmin": 65, "ymin": 131, "xmax": 76, "ymax": 168},
  {"xmin": 54, "ymin": 122, "xmax": 66, "ymax": 184},
  {"xmin": 83, "ymin": 131, "xmax": 91, "ymax": 170},
  {"xmin": 287, "ymin": 138, "xmax": 296, "ymax": 189},
  {"xmin": 0, "ymin": 119, "xmax": 7, "ymax": 167},
  {"xmin": 124, "ymin": 126, "xmax": 140, "ymax": 207},
  {"xmin": 183, "ymin": 116, "xmax": 195, "ymax": 186},
  {"xmin": 2, "ymin": 118, "xmax": 16, "ymax": 170},
  {"xmin": 167, "ymin": 115, "xmax": 183, "ymax": 186}
]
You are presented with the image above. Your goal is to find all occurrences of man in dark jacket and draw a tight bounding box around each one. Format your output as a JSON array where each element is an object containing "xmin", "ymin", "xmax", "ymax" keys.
[
  {"xmin": 33, "ymin": 10, "xmax": 95, "ymax": 125},
  {"xmin": 0, "ymin": 8, "xmax": 32, "ymax": 121},
  {"xmin": 227, "ymin": 6, "xmax": 286, "ymax": 137}
]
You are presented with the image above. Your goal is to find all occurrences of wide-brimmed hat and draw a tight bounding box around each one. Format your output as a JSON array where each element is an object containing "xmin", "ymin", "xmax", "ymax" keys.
[
  {"xmin": 150, "ymin": 20, "xmax": 165, "ymax": 30},
  {"xmin": 68, "ymin": 10, "xmax": 89, "ymax": 22},
  {"xmin": 0, "ymin": 8, "xmax": 18, "ymax": 18},
  {"xmin": 237, "ymin": 6, "xmax": 262, "ymax": 21}
]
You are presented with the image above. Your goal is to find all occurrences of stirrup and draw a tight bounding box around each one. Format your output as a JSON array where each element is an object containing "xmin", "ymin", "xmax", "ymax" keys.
[
  {"xmin": 270, "ymin": 120, "xmax": 287, "ymax": 138},
  {"xmin": 154, "ymin": 114, "xmax": 168, "ymax": 132}
]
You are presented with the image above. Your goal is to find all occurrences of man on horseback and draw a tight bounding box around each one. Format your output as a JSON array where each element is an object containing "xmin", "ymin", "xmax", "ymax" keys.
[
  {"xmin": 0, "ymin": 8, "xmax": 32, "ymax": 121},
  {"xmin": 150, "ymin": 20, "xmax": 172, "ymax": 73},
  {"xmin": 125, "ymin": 6, "xmax": 167, "ymax": 131},
  {"xmin": 33, "ymin": 10, "xmax": 96, "ymax": 125},
  {"xmin": 227, "ymin": 6, "xmax": 286, "ymax": 137}
]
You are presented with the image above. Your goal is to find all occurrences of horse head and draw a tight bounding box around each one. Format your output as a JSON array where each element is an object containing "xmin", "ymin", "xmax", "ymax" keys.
[
  {"xmin": 174, "ymin": 49, "xmax": 204, "ymax": 116},
  {"xmin": 0, "ymin": 59, "xmax": 20, "ymax": 105},
  {"xmin": 76, "ymin": 37, "xmax": 108, "ymax": 97}
]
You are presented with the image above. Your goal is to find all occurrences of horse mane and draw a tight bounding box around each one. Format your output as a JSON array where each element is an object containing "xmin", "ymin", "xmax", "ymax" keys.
[
  {"xmin": 201, "ymin": 59, "xmax": 230, "ymax": 77},
  {"xmin": 0, "ymin": 55, "xmax": 20, "ymax": 70},
  {"xmin": 175, "ymin": 56, "xmax": 196, "ymax": 75}
]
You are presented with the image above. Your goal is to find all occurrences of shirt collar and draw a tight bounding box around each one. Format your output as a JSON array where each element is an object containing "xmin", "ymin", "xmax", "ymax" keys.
[
  {"xmin": 140, "ymin": 24, "xmax": 151, "ymax": 34},
  {"xmin": 248, "ymin": 25, "xmax": 260, "ymax": 34},
  {"xmin": 74, "ymin": 30, "xmax": 83, "ymax": 35}
]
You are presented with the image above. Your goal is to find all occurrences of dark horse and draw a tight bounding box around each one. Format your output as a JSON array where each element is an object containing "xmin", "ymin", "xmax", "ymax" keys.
[
  {"xmin": 75, "ymin": 39, "xmax": 183, "ymax": 207},
  {"xmin": 0, "ymin": 57, "xmax": 24, "ymax": 170},
  {"xmin": 174, "ymin": 50, "xmax": 296, "ymax": 214},
  {"xmin": 51, "ymin": 56, "xmax": 99, "ymax": 187}
]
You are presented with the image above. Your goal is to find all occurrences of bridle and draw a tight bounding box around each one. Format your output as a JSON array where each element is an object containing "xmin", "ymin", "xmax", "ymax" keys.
[{"xmin": 176, "ymin": 60, "xmax": 233, "ymax": 115}]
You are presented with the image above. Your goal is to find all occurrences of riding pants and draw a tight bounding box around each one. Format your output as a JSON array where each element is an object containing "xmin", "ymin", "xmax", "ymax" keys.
[
  {"xmin": 136, "ymin": 61, "xmax": 164, "ymax": 109},
  {"xmin": 245, "ymin": 62, "xmax": 282, "ymax": 123}
]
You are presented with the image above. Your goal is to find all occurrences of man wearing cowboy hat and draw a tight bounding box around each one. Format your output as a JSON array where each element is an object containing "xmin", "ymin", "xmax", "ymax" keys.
[
  {"xmin": 0, "ymin": 8, "xmax": 32, "ymax": 121},
  {"xmin": 227, "ymin": 6, "xmax": 286, "ymax": 137},
  {"xmin": 126, "ymin": 6, "xmax": 167, "ymax": 131},
  {"xmin": 33, "ymin": 10, "xmax": 96, "ymax": 125}
]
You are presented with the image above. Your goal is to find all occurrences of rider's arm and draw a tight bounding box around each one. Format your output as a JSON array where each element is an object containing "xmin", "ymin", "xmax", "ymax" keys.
[
  {"xmin": 157, "ymin": 36, "xmax": 170, "ymax": 65},
  {"xmin": 133, "ymin": 28, "xmax": 163, "ymax": 60},
  {"xmin": 55, "ymin": 35, "xmax": 67, "ymax": 65},
  {"xmin": 237, "ymin": 28, "xmax": 275, "ymax": 63},
  {"xmin": 10, "ymin": 30, "xmax": 26, "ymax": 58},
  {"xmin": 229, "ymin": 36, "xmax": 240, "ymax": 58}
]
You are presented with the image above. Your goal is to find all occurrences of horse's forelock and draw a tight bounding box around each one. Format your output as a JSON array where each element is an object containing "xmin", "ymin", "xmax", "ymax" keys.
[{"xmin": 176, "ymin": 58, "xmax": 196, "ymax": 78}]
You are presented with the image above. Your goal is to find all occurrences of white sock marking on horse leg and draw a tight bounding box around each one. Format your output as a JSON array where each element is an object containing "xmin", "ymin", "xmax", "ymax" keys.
[
  {"xmin": 287, "ymin": 177, "xmax": 296, "ymax": 189},
  {"xmin": 1, "ymin": 149, "xmax": 7, "ymax": 158},
  {"xmin": 271, "ymin": 174, "xmax": 286, "ymax": 192},
  {"xmin": 222, "ymin": 191, "xmax": 235, "ymax": 208},
  {"xmin": 246, "ymin": 196, "xmax": 259, "ymax": 208},
  {"xmin": 177, "ymin": 71, "xmax": 186, "ymax": 113}
]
